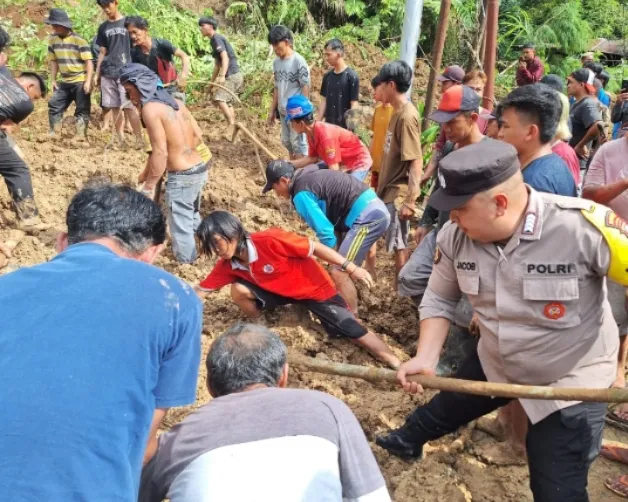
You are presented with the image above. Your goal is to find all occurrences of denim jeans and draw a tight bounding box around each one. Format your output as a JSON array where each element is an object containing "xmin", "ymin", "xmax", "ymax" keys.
[{"xmin": 165, "ymin": 163, "xmax": 208, "ymax": 263}]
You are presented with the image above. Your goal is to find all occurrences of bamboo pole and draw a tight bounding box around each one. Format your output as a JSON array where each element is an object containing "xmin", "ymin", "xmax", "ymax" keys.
[
  {"xmin": 289, "ymin": 354, "xmax": 628, "ymax": 403},
  {"xmin": 482, "ymin": 0, "xmax": 500, "ymax": 111},
  {"xmin": 422, "ymin": 0, "xmax": 452, "ymax": 131}
]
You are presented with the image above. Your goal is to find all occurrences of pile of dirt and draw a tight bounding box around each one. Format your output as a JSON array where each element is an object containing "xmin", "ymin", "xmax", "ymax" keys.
[{"xmin": 3, "ymin": 96, "xmax": 624, "ymax": 501}]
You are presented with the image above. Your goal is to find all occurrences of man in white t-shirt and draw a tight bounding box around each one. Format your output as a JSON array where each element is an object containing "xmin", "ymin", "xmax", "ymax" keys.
[{"xmin": 139, "ymin": 323, "xmax": 390, "ymax": 502}]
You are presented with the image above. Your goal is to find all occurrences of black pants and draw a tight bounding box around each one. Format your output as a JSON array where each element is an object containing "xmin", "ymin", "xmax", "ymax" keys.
[
  {"xmin": 0, "ymin": 132, "xmax": 38, "ymax": 219},
  {"xmin": 48, "ymin": 82, "xmax": 91, "ymax": 128},
  {"xmin": 404, "ymin": 350, "xmax": 606, "ymax": 502}
]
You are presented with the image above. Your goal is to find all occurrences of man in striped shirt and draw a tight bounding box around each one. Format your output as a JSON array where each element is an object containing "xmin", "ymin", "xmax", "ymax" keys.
[{"xmin": 45, "ymin": 9, "xmax": 92, "ymax": 139}]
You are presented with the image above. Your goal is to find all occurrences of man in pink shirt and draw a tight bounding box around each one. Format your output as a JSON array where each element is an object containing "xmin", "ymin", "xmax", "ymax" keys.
[
  {"xmin": 583, "ymin": 132, "xmax": 628, "ymax": 410},
  {"xmin": 582, "ymin": 131, "xmax": 628, "ymax": 497}
]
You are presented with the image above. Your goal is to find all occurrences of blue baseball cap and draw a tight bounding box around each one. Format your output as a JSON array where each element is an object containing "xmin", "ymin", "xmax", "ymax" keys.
[{"xmin": 286, "ymin": 95, "xmax": 314, "ymax": 120}]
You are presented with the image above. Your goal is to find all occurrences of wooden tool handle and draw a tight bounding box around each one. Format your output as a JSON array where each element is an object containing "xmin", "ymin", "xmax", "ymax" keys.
[
  {"xmin": 234, "ymin": 122, "xmax": 278, "ymax": 160},
  {"xmin": 289, "ymin": 354, "xmax": 628, "ymax": 403}
]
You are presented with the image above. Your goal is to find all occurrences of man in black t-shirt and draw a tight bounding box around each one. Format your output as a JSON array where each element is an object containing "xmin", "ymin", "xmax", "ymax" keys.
[
  {"xmin": 567, "ymin": 68, "xmax": 602, "ymax": 173},
  {"xmin": 199, "ymin": 17, "xmax": 243, "ymax": 137},
  {"xmin": 317, "ymin": 39, "xmax": 359, "ymax": 129},
  {"xmin": 125, "ymin": 16, "xmax": 190, "ymax": 101},
  {"xmin": 0, "ymin": 70, "xmax": 48, "ymax": 230},
  {"xmin": 94, "ymin": 0, "xmax": 143, "ymax": 148}
]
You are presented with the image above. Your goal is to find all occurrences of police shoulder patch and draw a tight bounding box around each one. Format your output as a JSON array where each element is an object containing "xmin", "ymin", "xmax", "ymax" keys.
[{"xmin": 433, "ymin": 247, "xmax": 442, "ymax": 264}]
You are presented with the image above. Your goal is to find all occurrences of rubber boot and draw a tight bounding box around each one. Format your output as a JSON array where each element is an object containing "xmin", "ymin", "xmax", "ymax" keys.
[
  {"xmin": 75, "ymin": 119, "xmax": 88, "ymax": 142},
  {"xmin": 49, "ymin": 119, "xmax": 62, "ymax": 138}
]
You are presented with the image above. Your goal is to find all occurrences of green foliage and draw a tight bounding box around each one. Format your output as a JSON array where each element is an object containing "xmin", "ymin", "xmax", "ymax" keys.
[
  {"xmin": 3, "ymin": 0, "xmax": 627, "ymax": 107},
  {"xmin": 498, "ymin": 1, "xmax": 591, "ymax": 76},
  {"xmin": 225, "ymin": 2, "xmax": 248, "ymax": 31},
  {"xmin": 267, "ymin": 0, "xmax": 313, "ymax": 32},
  {"xmin": 0, "ymin": 19, "xmax": 48, "ymax": 69},
  {"xmin": 416, "ymin": 101, "xmax": 440, "ymax": 181},
  {"xmin": 580, "ymin": 0, "xmax": 626, "ymax": 40}
]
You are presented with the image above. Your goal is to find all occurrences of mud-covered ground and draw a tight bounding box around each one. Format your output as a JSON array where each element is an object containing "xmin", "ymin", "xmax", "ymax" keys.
[{"xmin": 1, "ymin": 58, "xmax": 626, "ymax": 502}]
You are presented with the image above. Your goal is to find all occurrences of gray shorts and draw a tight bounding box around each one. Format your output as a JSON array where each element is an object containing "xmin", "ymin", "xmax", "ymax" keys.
[
  {"xmin": 608, "ymin": 279, "xmax": 628, "ymax": 336},
  {"xmin": 280, "ymin": 113, "xmax": 308, "ymax": 156},
  {"xmin": 337, "ymin": 198, "xmax": 390, "ymax": 266},
  {"xmin": 100, "ymin": 76, "xmax": 133, "ymax": 110},
  {"xmin": 213, "ymin": 72, "xmax": 243, "ymax": 103},
  {"xmin": 384, "ymin": 202, "xmax": 410, "ymax": 252}
]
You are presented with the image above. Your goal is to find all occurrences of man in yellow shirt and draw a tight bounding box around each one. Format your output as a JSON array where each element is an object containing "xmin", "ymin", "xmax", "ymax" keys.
[
  {"xmin": 45, "ymin": 9, "xmax": 92, "ymax": 139},
  {"xmin": 365, "ymin": 75, "xmax": 394, "ymax": 275}
]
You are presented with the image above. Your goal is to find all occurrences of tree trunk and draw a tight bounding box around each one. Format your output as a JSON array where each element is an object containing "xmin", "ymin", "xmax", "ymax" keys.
[{"xmin": 466, "ymin": 0, "xmax": 489, "ymax": 71}]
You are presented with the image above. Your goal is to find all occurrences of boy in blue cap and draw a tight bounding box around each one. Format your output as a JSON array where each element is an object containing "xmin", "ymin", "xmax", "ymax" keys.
[{"xmin": 286, "ymin": 95, "xmax": 372, "ymax": 181}]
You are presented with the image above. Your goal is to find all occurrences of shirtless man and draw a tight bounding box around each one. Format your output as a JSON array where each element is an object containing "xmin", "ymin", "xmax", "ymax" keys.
[{"xmin": 120, "ymin": 63, "xmax": 209, "ymax": 263}]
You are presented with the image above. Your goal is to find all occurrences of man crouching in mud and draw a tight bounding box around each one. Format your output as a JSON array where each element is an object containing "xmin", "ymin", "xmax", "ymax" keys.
[{"xmin": 120, "ymin": 63, "xmax": 209, "ymax": 263}]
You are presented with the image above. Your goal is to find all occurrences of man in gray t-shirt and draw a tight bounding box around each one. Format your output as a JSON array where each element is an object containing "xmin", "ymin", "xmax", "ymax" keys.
[
  {"xmin": 567, "ymin": 69, "xmax": 603, "ymax": 172},
  {"xmin": 267, "ymin": 25, "xmax": 310, "ymax": 158},
  {"xmin": 139, "ymin": 323, "xmax": 390, "ymax": 502}
]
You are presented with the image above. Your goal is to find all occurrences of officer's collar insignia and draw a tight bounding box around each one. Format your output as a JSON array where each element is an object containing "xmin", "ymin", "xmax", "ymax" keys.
[{"xmin": 522, "ymin": 212, "xmax": 537, "ymax": 235}]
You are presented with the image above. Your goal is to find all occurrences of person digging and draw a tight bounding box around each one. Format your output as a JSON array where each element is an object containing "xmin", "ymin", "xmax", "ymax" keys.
[
  {"xmin": 119, "ymin": 63, "xmax": 209, "ymax": 263},
  {"xmin": 264, "ymin": 160, "xmax": 389, "ymax": 314},
  {"xmin": 0, "ymin": 69, "xmax": 49, "ymax": 232},
  {"xmin": 194, "ymin": 210, "xmax": 401, "ymax": 369}
]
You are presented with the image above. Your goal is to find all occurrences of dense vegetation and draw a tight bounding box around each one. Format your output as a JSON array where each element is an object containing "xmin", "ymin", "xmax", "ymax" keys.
[{"xmin": 1, "ymin": 0, "xmax": 626, "ymax": 93}]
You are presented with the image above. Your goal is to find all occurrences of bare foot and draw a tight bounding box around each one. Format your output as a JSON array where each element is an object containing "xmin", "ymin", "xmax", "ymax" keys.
[
  {"xmin": 476, "ymin": 415, "xmax": 506, "ymax": 440},
  {"xmin": 600, "ymin": 444, "xmax": 628, "ymax": 465},
  {"xmin": 224, "ymin": 124, "xmax": 236, "ymax": 141},
  {"xmin": 475, "ymin": 442, "xmax": 527, "ymax": 466},
  {"xmin": 612, "ymin": 404, "xmax": 628, "ymax": 422},
  {"xmin": 605, "ymin": 475, "xmax": 628, "ymax": 498},
  {"xmin": 18, "ymin": 217, "xmax": 50, "ymax": 233}
]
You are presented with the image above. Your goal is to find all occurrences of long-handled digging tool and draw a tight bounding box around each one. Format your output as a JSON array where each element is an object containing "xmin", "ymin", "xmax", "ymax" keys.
[
  {"xmin": 231, "ymin": 122, "xmax": 278, "ymax": 181},
  {"xmin": 288, "ymin": 354, "xmax": 628, "ymax": 403},
  {"xmin": 231, "ymin": 122, "xmax": 278, "ymax": 160}
]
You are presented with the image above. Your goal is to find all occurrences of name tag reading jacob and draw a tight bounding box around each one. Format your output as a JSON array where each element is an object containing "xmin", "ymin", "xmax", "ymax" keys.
[{"xmin": 456, "ymin": 261, "xmax": 477, "ymax": 271}]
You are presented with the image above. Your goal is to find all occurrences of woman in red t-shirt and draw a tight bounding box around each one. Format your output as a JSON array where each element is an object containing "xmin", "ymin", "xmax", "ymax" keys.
[{"xmin": 194, "ymin": 210, "xmax": 401, "ymax": 369}]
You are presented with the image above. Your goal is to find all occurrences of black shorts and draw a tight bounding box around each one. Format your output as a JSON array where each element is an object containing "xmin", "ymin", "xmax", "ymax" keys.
[{"xmin": 235, "ymin": 279, "xmax": 368, "ymax": 339}]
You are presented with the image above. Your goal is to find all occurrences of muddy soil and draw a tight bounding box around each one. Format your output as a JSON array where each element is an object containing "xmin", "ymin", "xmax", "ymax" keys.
[{"xmin": 1, "ymin": 47, "xmax": 626, "ymax": 502}]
